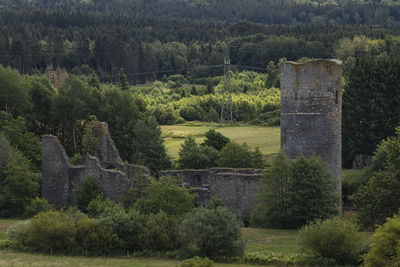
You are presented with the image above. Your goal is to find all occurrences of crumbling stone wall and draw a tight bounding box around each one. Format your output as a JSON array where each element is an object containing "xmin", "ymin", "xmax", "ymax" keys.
[
  {"xmin": 159, "ymin": 168, "xmax": 263, "ymax": 217},
  {"xmin": 280, "ymin": 59, "xmax": 342, "ymax": 197},
  {"xmin": 42, "ymin": 122, "xmax": 150, "ymax": 208}
]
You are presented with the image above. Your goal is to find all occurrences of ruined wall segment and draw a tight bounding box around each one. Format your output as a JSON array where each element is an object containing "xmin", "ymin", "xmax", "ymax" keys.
[
  {"xmin": 280, "ymin": 59, "xmax": 342, "ymax": 196},
  {"xmin": 159, "ymin": 168, "xmax": 263, "ymax": 217},
  {"xmin": 42, "ymin": 122, "xmax": 151, "ymax": 208}
]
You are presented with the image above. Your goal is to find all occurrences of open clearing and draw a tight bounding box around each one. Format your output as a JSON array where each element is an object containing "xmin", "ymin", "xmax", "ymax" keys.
[
  {"xmin": 161, "ymin": 123, "xmax": 280, "ymax": 160},
  {"xmin": 0, "ymin": 219, "xmax": 298, "ymax": 267}
]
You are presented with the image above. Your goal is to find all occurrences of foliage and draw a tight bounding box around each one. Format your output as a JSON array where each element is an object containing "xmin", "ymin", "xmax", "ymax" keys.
[
  {"xmin": 180, "ymin": 257, "xmax": 214, "ymax": 267},
  {"xmin": 298, "ymin": 217, "xmax": 365, "ymax": 265},
  {"xmin": 0, "ymin": 146, "xmax": 40, "ymax": 218},
  {"xmin": 76, "ymin": 176, "xmax": 104, "ymax": 213},
  {"xmin": 0, "ymin": 111, "xmax": 42, "ymax": 170},
  {"xmin": 23, "ymin": 197, "xmax": 54, "ymax": 219},
  {"xmin": 12, "ymin": 210, "xmax": 122, "ymax": 255},
  {"xmin": 75, "ymin": 217, "xmax": 122, "ymax": 256},
  {"xmin": 201, "ymin": 129, "xmax": 230, "ymax": 151},
  {"xmin": 218, "ymin": 142, "xmax": 265, "ymax": 168},
  {"xmin": 352, "ymin": 127, "xmax": 400, "ymax": 229},
  {"xmin": 255, "ymin": 152, "xmax": 339, "ymax": 228},
  {"xmin": 82, "ymin": 125, "xmax": 100, "ymax": 155},
  {"xmin": 342, "ymin": 51, "xmax": 400, "ymax": 166},
  {"xmin": 129, "ymin": 117, "xmax": 172, "ymax": 173},
  {"xmin": 364, "ymin": 214, "xmax": 400, "ymax": 267},
  {"xmin": 140, "ymin": 211, "xmax": 181, "ymax": 252},
  {"xmin": 342, "ymin": 169, "xmax": 368, "ymax": 207},
  {"xmin": 0, "ymin": 65, "xmax": 31, "ymax": 115},
  {"xmin": 94, "ymin": 204, "xmax": 147, "ymax": 252},
  {"xmin": 253, "ymin": 152, "xmax": 291, "ymax": 227},
  {"xmin": 19, "ymin": 211, "xmax": 78, "ymax": 253},
  {"xmin": 135, "ymin": 175, "xmax": 195, "ymax": 217},
  {"xmin": 241, "ymin": 251, "xmax": 335, "ymax": 266},
  {"xmin": 178, "ymin": 136, "xmax": 219, "ymax": 169},
  {"xmin": 86, "ymin": 196, "xmax": 118, "ymax": 218},
  {"xmin": 179, "ymin": 206, "xmax": 245, "ymax": 259}
]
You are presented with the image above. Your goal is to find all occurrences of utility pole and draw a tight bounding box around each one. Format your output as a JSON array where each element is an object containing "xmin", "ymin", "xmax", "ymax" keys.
[{"xmin": 220, "ymin": 47, "xmax": 233, "ymax": 126}]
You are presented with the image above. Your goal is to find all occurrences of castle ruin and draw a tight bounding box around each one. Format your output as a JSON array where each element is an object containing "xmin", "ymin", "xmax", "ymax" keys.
[
  {"xmin": 280, "ymin": 59, "xmax": 342, "ymax": 196},
  {"xmin": 42, "ymin": 121, "xmax": 151, "ymax": 208},
  {"xmin": 42, "ymin": 59, "xmax": 343, "ymax": 214},
  {"xmin": 159, "ymin": 168, "xmax": 263, "ymax": 217}
]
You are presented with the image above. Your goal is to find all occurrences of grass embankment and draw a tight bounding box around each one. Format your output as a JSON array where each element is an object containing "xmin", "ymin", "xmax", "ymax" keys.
[
  {"xmin": 0, "ymin": 219, "xmax": 298, "ymax": 267},
  {"xmin": 161, "ymin": 123, "xmax": 280, "ymax": 160}
]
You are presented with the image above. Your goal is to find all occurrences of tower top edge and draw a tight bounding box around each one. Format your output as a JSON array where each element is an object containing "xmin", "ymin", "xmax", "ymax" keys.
[{"xmin": 279, "ymin": 59, "xmax": 342, "ymax": 68}]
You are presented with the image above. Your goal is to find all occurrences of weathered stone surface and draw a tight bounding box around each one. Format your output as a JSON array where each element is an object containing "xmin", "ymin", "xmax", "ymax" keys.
[
  {"xmin": 42, "ymin": 122, "xmax": 151, "ymax": 209},
  {"xmin": 280, "ymin": 59, "xmax": 342, "ymax": 197},
  {"xmin": 159, "ymin": 168, "xmax": 263, "ymax": 217}
]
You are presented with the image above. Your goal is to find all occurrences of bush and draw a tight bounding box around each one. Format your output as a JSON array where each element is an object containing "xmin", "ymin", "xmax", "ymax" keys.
[
  {"xmin": 77, "ymin": 176, "xmax": 103, "ymax": 212},
  {"xmin": 180, "ymin": 256, "xmax": 214, "ymax": 267},
  {"xmin": 95, "ymin": 204, "xmax": 147, "ymax": 252},
  {"xmin": 201, "ymin": 129, "xmax": 230, "ymax": 151},
  {"xmin": 23, "ymin": 197, "xmax": 54, "ymax": 218},
  {"xmin": 299, "ymin": 217, "xmax": 365, "ymax": 265},
  {"xmin": 179, "ymin": 206, "xmax": 245, "ymax": 259},
  {"xmin": 217, "ymin": 142, "xmax": 265, "ymax": 168},
  {"xmin": 178, "ymin": 136, "xmax": 219, "ymax": 169},
  {"xmin": 254, "ymin": 152, "xmax": 339, "ymax": 228},
  {"xmin": 364, "ymin": 214, "xmax": 400, "ymax": 267},
  {"xmin": 141, "ymin": 211, "xmax": 181, "ymax": 251},
  {"xmin": 135, "ymin": 175, "xmax": 195, "ymax": 217},
  {"xmin": 19, "ymin": 211, "xmax": 78, "ymax": 253},
  {"xmin": 75, "ymin": 217, "xmax": 122, "ymax": 256},
  {"xmin": 86, "ymin": 196, "xmax": 118, "ymax": 218}
]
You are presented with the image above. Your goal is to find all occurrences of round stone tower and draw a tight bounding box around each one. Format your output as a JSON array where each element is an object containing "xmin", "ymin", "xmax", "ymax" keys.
[{"xmin": 280, "ymin": 59, "xmax": 342, "ymax": 197}]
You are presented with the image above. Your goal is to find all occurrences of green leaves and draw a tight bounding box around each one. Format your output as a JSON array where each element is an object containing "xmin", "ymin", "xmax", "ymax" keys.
[{"xmin": 255, "ymin": 152, "xmax": 339, "ymax": 228}]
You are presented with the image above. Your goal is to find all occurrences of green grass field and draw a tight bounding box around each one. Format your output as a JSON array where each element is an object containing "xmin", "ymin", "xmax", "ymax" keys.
[
  {"xmin": 0, "ymin": 219, "xmax": 299, "ymax": 267},
  {"xmin": 161, "ymin": 123, "xmax": 280, "ymax": 160}
]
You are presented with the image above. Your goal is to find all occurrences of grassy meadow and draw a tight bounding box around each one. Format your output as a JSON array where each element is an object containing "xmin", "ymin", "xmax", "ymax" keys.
[
  {"xmin": 161, "ymin": 123, "xmax": 280, "ymax": 160},
  {"xmin": 0, "ymin": 219, "xmax": 299, "ymax": 267}
]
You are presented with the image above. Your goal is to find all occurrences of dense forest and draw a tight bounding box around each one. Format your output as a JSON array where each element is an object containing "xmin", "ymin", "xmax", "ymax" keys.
[{"xmin": 1, "ymin": 0, "xmax": 400, "ymax": 83}]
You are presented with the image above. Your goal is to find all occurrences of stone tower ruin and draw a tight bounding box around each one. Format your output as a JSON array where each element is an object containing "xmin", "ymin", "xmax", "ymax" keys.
[{"xmin": 280, "ymin": 59, "xmax": 342, "ymax": 197}]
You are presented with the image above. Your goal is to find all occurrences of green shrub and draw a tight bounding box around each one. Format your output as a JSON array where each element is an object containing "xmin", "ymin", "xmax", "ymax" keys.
[
  {"xmin": 364, "ymin": 214, "xmax": 400, "ymax": 267},
  {"xmin": 23, "ymin": 197, "xmax": 54, "ymax": 218},
  {"xmin": 299, "ymin": 217, "xmax": 365, "ymax": 265},
  {"xmin": 342, "ymin": 169, "xmax": 368, "ymax": 207},
  {"xmin": 86, "ymin": 196, "xmax": 117, "ymax": 218},
  {"xmin": 141, "ymin": 211, "xmax": 181, "ymax": 251},
  {"xmin": 75, "ymin": 217, "xmax": 122, "ymax": 256},
  {"xmin": 217, "ymin": 142, "xmax": 265, "ymax": 168},
  {"xmin": 96, "ymin": 204, "xmax": 147, "ymax": 252},
  {"xmin": 20, "ymin": 211, "xmax": 78, "ymax": 253},
  {"xmin": 202, "ymin": 129, "xmax": 230, "ymax": 151},
  {"xmin": 180, "ymin": 256, "xmax": 214, "ymax": 267},
  {"xmin": 77, "ymin": 176, "xmax": 103, "ymax": 213},
  {"xmin": 242, "ymin": 251, "xmax": 335, "ymax": 266},
  {"xmin": 352, "ymin": 127, "xmax": 400, "ymax": 229},
  {"xmin": 178, "ymin": 136, "xmax": 219, "ymax": 169},
  {"xmin": 135, "ymin": 175, "xmax": 195, "ymax": 217},
  {"xmin": 179, "ymin": 206, "xmax": 245, "ymax": 259}
]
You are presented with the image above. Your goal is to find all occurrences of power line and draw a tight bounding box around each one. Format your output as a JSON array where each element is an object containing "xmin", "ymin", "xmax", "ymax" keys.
[{"xmin": 220, "ymin": 47, "xmax": 233, "ymax": 126}]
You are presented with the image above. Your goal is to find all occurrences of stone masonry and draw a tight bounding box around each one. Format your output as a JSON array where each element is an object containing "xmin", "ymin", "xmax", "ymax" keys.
[
  {"xmin": 159, "ymin": 168, "xmax": 263, "ymax": 217},
  {"xmin": 42, "ymin": 121, "xmax": 151, "ymax": 208},
  {"xmin": 280, "ymin": 59, "xmax": 342, "ymax": 197}
]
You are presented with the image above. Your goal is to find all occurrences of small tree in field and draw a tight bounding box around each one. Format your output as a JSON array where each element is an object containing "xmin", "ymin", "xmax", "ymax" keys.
[{"xmin": 202, "ymin": 129, "xmax": 230, "ymax": 151}]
